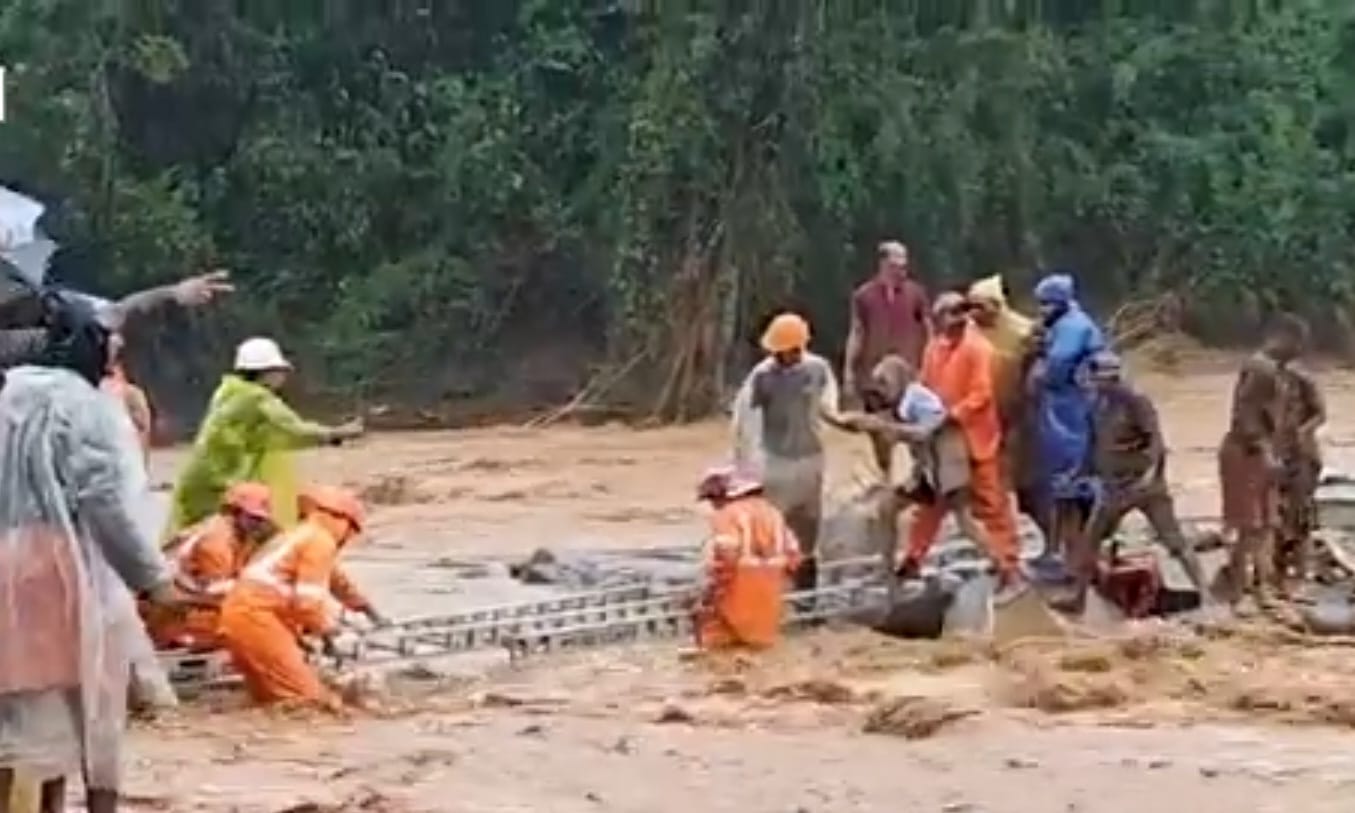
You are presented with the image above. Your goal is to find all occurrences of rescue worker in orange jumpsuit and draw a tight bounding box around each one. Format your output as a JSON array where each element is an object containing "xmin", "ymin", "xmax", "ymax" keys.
[
  {"xmin": 219, "ymin": 486, "xmax": 387, "ymax": 707},
  {"xmin": 694, "ymin": 467, "xmax": 802, "ymax": 649},
  {"xmin": 901, "ymin": 292, "xmax": 1023, "ymax": 596},
  {"xmin": 142, "ymin": 482, "xmax": 277, "ymax": 652}
]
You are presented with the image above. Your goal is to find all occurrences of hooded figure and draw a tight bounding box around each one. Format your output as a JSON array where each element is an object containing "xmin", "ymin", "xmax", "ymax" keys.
[
  {"xmin": 1031, "ymin": 273, "xmax": 1105, "ymax": 507},
  {"xmin": 166, "ymin": 337, "xmax": 364, "ymax": 537},
  {"xmin": 0, "ymin": 292, "xmax": 180, "ymax": 813}
]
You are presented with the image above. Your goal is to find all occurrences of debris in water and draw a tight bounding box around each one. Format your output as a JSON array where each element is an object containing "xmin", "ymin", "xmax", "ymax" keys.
[
  {"xmin": 862, "ymin": 695, "xmax": 978, "ymax": 739},
  {"xmin": 360, "ymin": 474, "xmax": 432, "ymax": 507},
  {"xmin": 1007, "ymin": 668, "xmax": 1131, "ymax": 713},
  {"xmin": 761, "ymin": 678, "xmax": 857, "ymax": 705},
  {"xmin": 656, "ymin": 703, "xmax": 696, "ymax": 724},
  {"xmin": 510, "ymin": 548, "xmax": 562, "ymax": 585},
  {"xmin": 1056, "ymin": 646, "xmax": 1117, "ymax": 674}
]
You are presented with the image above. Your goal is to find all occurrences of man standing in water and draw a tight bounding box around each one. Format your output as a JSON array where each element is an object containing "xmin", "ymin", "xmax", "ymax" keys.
[
  {"xmin": 899, "ymin": 293, "xmax": 1022, "ymax": 594},
  {"xmin": 1055, "ymin": 351, "xmax": 1205, "ymax": 613},
  {"xmin": 732, "ymin": 312, "xmax": 850, "ymax": 593},
  {"xmin": 1219, "ymin": 315, "xmax": 1308, "ymax": 609},
  {"xmin": 843, "ymin": 241, "xmax": 931, "ymax": 407},
  {"xmin": 1274, "ymin": 360, "xmax": 1325, "ymax": 591},
  {"xmin": 967, "ymin": 275, "xmax": 1043, "ymax": 534}
]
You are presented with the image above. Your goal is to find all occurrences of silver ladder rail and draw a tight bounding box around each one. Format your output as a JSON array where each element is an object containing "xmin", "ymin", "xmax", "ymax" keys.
[{"xmin": 160, "ymin": 555, "xmax": 886, "ymax": 692}]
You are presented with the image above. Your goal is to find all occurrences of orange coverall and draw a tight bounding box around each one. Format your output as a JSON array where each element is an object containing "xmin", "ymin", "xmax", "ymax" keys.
[
  {"xmin": 218, "ymin": 514, "xmax": 370, "ymax": 705},
  {"xmin": 143, "ymin": 514, "xmax": 247, "ymax": 651},
  {"xmin": 906, "ymin": 324, "xmax": 1020, "ymax": 575},
  {"xmin": 697, "ymin": 495, "xmax": 802, "ymax": 649}
]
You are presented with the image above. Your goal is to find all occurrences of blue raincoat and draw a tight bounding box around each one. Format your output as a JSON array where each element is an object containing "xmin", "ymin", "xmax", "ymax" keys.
[{"xmin": 1032, "ymin": 274, "xmax": 1105, "ymax": 501}]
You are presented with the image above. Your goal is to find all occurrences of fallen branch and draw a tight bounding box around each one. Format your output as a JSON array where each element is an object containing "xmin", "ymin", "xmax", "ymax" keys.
[{"xmin": 522, "ymin": 351, "xmax": 647, "ymax": 429}]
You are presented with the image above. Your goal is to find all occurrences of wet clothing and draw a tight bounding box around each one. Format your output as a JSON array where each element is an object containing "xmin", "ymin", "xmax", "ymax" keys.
[
  {"xmin": 968, "ymin": 276, "xmax": 1035, "ymax": 428},
  {"xmin": 905, "ymin": 327, "xmax": 1019, "ymax": 574},
  {"xmin": 219, "ymin": 516, "xmax": 369, "ymax": 705},
  {"xmin": 1219, "ymin": 353, "xmax": 1283, "ymax": 533},
  {"xmin": 1067, "ymin": 383, "xmax": 1196, "ymax": 593},
  {"xmin": 850, "ymin": 276, "xmax": 930, "ymax": 383},
  {"xmin": 142, "ymin": 514, "xmax": 249, "ymax": 652},
  {"xmin": 1276, "ymin": 365, "xmax": 1324, "ymax": 547},
  {"xmin": 1033, "ymin": 303, "xmax": 1105, "ymax": 501},
  {"xmin": 731, "ymin": 353, "xmax": 839, "ymax": 592},
  {"xmin": 897, "ymin": 382, "xmax": 947, "ymax": 427},
  {"xmin": 168, "ymin": 374, "xmax": 334, "ymax": 537},
  {"xmin": 740, "ymin": 355, "xmax": 838, "ymax": 461},
  {"xmin": 696, "ymin": 495, "xmax": 801, "ymax": 649},
  {"xmin": 0, "ymin": 366, "xmax": 169, "ymax": 790}
]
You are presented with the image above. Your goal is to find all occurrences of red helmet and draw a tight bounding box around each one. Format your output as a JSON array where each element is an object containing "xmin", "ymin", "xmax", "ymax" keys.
[{"xmin": 222, "ymin": 482, "xmax": 273, "ymax": 521}]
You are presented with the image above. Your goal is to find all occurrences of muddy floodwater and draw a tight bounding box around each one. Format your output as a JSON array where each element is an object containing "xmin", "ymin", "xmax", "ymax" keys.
[{"xmin": 132, "ymin": 358, "xmax": 1355, "ymax": 812}]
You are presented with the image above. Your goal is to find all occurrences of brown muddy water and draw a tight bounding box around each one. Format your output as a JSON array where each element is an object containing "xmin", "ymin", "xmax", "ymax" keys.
[{"xmin": 129, "ymin": 359, "xmax": 1355, "ymax": 812}]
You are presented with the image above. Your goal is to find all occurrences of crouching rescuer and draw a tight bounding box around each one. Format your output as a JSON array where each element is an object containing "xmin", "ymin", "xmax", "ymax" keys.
[
  {"xmin": 694, "ymin": 467, "xmax": 802, "ymax": 649},
  {"xmin": 219, "ymin": 486, "xmax": 387, "ymax": 707},
  {"xmin": 142, "ymin": 482, "xmax": 276, "ymax": 652}
]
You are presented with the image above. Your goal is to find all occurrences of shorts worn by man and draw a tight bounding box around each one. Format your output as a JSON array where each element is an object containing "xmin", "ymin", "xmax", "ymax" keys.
[
  {"xmin": 731, "ymin": 313, "xmax": 847, "ymax": 593},
  {"xmin": 1056, "ymin": 352, "xmax": 1204, "ymax": 613}
]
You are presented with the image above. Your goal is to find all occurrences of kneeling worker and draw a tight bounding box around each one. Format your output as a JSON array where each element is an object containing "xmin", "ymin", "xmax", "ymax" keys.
[
  {"xmin": 144, "ymin": 482, "xmax": 277, "ymax": 652},
  {"xmin": 695, "ymin": 467, "xmax": 802, "ymax": 649},
  {"xmin": 220, "ymin": 486, "xmax": 386, "ymax": 707}
]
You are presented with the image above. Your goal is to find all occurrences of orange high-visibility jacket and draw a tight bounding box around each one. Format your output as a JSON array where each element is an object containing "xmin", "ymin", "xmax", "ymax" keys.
[
  {"xmin": 222, "ymin": 519, "xmax": 370, "ymax": 637},
  {"xmin": 698, "ymin": 495, "xmax": 802, "ymax": 649},
  {"xmin": 919, "ymin": 324, "xmax": 1001, "ymax": 462},
  {"xmin": 144, "ymin": 514, "xmax": 249, "ymax": 650}
]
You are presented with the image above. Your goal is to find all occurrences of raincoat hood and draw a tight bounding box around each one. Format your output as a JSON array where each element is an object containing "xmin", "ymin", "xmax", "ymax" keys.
[{"xmin": 1035, "ymin": 272, "xmax": 1076, "ymax": 306}]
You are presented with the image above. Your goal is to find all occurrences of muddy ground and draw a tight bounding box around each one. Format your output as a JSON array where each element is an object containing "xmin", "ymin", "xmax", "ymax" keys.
[{"xmin": 131, "ymin": 356, "xmax": 1355, "ymax": 812}]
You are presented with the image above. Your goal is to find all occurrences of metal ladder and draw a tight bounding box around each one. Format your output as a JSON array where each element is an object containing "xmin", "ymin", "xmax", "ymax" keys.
[{"xmin": 159, "ymin": 555, "xmax": 887, "ymax": 693}]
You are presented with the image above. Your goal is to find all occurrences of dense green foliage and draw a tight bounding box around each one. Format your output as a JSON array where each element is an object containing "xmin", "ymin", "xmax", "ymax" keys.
[{"xmin": 2, "ymin": 1, "xmax": 1354, "ymax": 422}]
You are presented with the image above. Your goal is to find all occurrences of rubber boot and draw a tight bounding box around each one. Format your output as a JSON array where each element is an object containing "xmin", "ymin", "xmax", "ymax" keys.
[
  {"xmin": 793, "ymin": 557, "xmax": 819, "ymax": 620},
  {"xmin": 794, "ymin": 556, "xmax": 818, "ymax": 593}
]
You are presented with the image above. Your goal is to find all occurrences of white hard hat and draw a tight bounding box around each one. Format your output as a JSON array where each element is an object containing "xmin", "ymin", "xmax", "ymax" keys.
[{"xmin": 233, "ymin": 337, "xmax": 291, "ymax": 372}]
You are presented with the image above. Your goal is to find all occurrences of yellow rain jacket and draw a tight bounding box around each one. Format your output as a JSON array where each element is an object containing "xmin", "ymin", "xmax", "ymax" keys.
[
  {"xmin": 968, "ymin": 275, "xmax": 1034, "ymax": 419},
  {"xmin": 166, "ymin": 375, "xmax": 333, "ymax": 539}
]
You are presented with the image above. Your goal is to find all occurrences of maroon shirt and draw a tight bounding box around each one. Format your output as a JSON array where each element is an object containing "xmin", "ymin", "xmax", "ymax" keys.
[{"xmin": 852, "ymin": 276, "xmax": 930, "ymax": 378}]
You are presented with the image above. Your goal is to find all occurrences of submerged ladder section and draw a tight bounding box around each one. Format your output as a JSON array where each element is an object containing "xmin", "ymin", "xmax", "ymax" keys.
[{"xmin": 160, "ymin": 555, "xmax": 886, "ymax": 693}]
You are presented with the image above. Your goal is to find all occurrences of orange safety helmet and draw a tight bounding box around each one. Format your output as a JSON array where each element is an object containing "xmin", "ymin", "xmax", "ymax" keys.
[
  {"xmin": 760, "ymin": 312, "xmax": 811, "ymax": 354},
  {"xmin": 221, "ymin": 482, "xmax": 273, "ymax": 521},
  {"xmin": 298, "ymin": 485, "xmax": 366, "ymax": 532}
]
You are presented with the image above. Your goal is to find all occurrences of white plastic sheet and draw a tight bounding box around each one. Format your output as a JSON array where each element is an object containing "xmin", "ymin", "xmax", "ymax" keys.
[{"xmin": 0, "ymin": 366, "xmax": 169, "ymax": 787}]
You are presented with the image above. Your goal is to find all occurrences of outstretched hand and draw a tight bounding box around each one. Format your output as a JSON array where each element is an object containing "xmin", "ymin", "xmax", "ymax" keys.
[{"xmin": 171, "ymin": 269, "xmax": 234, "ymax": 307}]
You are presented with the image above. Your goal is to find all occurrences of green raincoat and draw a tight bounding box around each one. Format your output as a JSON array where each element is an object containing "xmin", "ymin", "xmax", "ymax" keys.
[{"xmin": 166, "ymin": 374, "xmax": 332, "ymax": 539}]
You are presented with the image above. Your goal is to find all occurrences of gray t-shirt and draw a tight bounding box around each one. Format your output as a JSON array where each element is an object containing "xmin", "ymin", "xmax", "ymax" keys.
[{"xmin": 749, "ymin": 355, "xmax": 836, "ymax": 460}]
